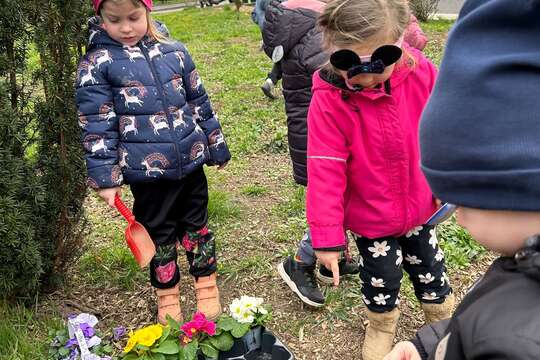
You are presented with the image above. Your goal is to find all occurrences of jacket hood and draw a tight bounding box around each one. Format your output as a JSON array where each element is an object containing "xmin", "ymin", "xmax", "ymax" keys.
[
  {"xmin": 263, "ymin": 0, "xmax": 325, "ymax": 60},
  {"xmin": 86, "ymin": 16, "xmax": 170, "ymax": 50}
]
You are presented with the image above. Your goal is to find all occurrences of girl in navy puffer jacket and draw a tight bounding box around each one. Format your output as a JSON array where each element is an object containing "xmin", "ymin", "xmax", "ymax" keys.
[{"xmin": 75, "ymin": 0, "xmax": 230, "ymax": 324}]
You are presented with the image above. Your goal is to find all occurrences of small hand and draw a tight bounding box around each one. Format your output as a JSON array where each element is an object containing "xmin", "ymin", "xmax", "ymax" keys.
[
  {"xmin": 96, "ymin": 187, "xmax": 122, "ymax": 208},
  {"xmin": 314, "ymin": 250, "xmax": 340, "ymax": 286},
  {"xmin": 217, "ymin": 161, "xmax": 229, "ymax": 170},
  {"xmin": 383, "ymin": 341, "xmax": 421, "ymax": 360}
]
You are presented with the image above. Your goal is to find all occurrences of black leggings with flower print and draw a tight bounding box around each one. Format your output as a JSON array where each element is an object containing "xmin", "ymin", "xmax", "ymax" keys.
[
  {"xmin": 355, "ymin": 225, "xmax": 452, "ymax": 313},
  {"xmin": 131, "ymin": 168, "xmax": 217, "ymax": 290}
]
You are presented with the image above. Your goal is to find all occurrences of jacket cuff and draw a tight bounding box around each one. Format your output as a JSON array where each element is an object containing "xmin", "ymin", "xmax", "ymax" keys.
[
  {"xmin": 309, "ymin": 225, "xmax": 346, "ymax": 249},
  {"xmin": 313, "ymin": 245, "xmax": 347, "ymax": 252},
  {"xmin": 208, "ymin": 143, "xmax": 231, "ymax": 165},
  {"xmin": 87, "ymin": 165, "xmax": 123, "ymax": 189}
]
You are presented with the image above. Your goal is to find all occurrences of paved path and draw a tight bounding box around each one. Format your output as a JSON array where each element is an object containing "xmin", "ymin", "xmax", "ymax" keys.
[
  {"xmin": 153, "ymin": 0, "xmax": 466, "ymax": 17},
  {"xmin": 437, "ymin": 0, "xmax": 465, "ymax": 15},
  {"xmin": 154, "ymin": 1, "xmax": 231, "ymax": 13}
]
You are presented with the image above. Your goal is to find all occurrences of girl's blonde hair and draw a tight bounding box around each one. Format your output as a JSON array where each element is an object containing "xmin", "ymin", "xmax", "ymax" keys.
[
  {"xmin": 100, "ymin": 0, "xmax": 169, "ymax": 43},
  {"xmin": 318, "ymin": 0, "xmax": 410, "ymax": 51}
]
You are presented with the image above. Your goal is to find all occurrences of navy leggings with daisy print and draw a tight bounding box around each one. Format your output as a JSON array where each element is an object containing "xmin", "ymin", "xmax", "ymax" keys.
[{"xmin": 355, "ymin": 225, "xmax": 451, "ymax": 313}]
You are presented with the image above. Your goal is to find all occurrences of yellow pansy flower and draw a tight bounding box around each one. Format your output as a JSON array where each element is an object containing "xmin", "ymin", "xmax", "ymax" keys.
[
  {"xmin": 136, "ymin": 324, "xmax": 163, "ymax": 347},
  {"xmin": 123, "ymin": 331, "xmax": 138, "ymax": 353}
]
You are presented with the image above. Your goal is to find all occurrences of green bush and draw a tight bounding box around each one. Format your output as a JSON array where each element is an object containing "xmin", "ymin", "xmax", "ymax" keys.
[{"xmin": 0, "ymin": 0, "xmax": 89, "ymax": 300}]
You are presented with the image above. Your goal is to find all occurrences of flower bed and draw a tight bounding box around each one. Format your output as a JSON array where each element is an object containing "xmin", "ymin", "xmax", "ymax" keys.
[{"xmin": 50, "ymin": 296, "xmax": 293, "ymax": 360}]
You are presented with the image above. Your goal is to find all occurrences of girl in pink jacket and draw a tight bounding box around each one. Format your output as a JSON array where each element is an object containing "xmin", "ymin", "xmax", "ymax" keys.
[{"xmin": 309, "ymin": 1, "xmax": 454, "ymax": 359}]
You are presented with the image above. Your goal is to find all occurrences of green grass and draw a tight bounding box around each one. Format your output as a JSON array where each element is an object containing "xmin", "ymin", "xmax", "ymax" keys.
[
  {"xmin": 439, "ymin": 218, "xmax": 486, "ymax": 269},
  {"xmin": 208, "ymin": 188, "xmax": 242, "ymax": 223},
  {"xmin": 4, "ymin": 11, "xmax": 466, "ymax": 358},
  {"xmin": 421, "ymin": 19, "xmax": 454, "ymax": 66},
  {"xmin": 241, "ymin": 184, "xmax": 268, "ymax": 196},
  {"xmin": 421, "ymin": 19, "xmax": 455, "ymax": 33},
  {"xmin": 0, "ymin": 300, "xmax": 62, "ymax": 360},
  {"xmin": 155, "ymin": 8, "xmax": 286, "ymax": 157},
  {"xmin": 78, "ymin": 245, "xmax": 147, "ymax": 289}
]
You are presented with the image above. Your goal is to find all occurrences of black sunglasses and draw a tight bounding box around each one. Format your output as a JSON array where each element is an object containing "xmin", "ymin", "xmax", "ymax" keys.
[{"xmin": 330, "ymin": 45, "xmax": 403, "ymax": 79}]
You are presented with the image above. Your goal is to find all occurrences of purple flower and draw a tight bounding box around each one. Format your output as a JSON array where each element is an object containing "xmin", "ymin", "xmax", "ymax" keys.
[
  {"xmin": 80, "ymin": 322, "xmax": 95, "ymax": 338},
  {"xmin": 64, "ymin": 338, "xmax": 78, "ymax": 348},
  {"xmin": 68, "ymin": 348, "xmax": 79, "ymax": 360},
  {"xmin": 113, "ymin": 326, "xmax": 126, "ymax": 341}
]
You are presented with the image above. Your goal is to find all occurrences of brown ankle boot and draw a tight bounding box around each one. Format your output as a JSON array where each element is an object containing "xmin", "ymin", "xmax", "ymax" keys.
[
  {"xmin": 156, "ymin": 284, "xmax": 182, "ymax": 325},
  {"xmin": 362, "ymin": 308, "xmax": 400, "ymax": 360},
  {"xmin": 422, "ymin": 292, "xmax": 455, "ymax": 324},
  {"xmin": 194, "ymin": 273, "xmax": 222, "ymax": 320}
]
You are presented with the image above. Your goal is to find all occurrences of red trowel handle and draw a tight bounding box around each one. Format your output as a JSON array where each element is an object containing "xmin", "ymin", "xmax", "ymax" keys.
[{"xmin": 114, "ymin": 194, "xmax": 135, "ymax": 223}]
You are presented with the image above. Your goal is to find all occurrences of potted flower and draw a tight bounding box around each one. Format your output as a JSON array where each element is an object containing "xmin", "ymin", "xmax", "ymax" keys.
[
  {"xmin": 176, "ymin": 311, "xmax": 233, "ymax": 360},
  {"xmin": 122, "ymin": 324, "xmax": 180, "ymax": 360},
  {"xmin": 48, "ymin": 313, "xmax": 117, "ymax": 360}
]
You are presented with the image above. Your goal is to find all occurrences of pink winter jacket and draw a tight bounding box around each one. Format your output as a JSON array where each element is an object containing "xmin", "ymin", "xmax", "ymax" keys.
[{"xmin": 306, "ymin": 45, "xmax": 438, "ymax": 250}]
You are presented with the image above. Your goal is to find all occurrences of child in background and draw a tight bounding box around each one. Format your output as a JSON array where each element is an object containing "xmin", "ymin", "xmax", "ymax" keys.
[
  {"xmin": 75, "ymin": 0, "xmax": 230, "ymax": 324},
  {"xmin": 307, "ymin": 0, "xmax": 453, "ymax": 358},
  {"xmin": 385, "ymin": 0, "xmax": 540, "ymax": 359},
  {"xmin": 252, "ymin": 0, "xmax": 285, "ymax": 99}
]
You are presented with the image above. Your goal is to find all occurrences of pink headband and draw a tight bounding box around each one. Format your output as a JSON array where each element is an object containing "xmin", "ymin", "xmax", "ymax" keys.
[{"xmin": 92, "ymin": 0, "xmax": 153, "ymax": 13}]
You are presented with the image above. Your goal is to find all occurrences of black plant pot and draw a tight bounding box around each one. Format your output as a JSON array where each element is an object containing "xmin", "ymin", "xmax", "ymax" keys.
[{"xmin": 199, "ymin": 326, "xmax": 294, "ymax": 360}]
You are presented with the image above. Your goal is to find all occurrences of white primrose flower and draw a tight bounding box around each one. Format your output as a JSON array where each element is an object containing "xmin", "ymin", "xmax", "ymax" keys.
[
  {"xmin": 229, "ymin": 298, "xmax": 245, "ymax": 321},
  {"xmin": 230, "ymin": 296, "xmax": 268, "ymax": 323},
  {"xmin": 239, "ymin": 311, "xmax": 255, "ymax": 324}
]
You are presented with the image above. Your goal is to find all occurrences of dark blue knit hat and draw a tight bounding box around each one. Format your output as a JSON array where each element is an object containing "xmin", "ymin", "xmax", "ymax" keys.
[{"xmin": 420, "ymin": 0, "xmax": 540, "ymax": 211}]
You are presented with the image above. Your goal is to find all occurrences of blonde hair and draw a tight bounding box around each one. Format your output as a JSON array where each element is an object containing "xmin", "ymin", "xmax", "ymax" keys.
[
  {"xmin": 100, "ymin": 0, "xmax": 170, "ymax": 43},
  {"xmin": 319, "ymin": 0, "xmax": 410, "ymax": 49}
]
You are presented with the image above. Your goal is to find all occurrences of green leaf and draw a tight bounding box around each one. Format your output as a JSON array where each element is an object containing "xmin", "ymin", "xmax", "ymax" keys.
[
  {"xmin": 160, "ymin": 326, "xmax": 171, "ymax": 344},
  {"xmin": 152, "ymin": 340, "xmax": 180, "ymax": 354},
  {"xmin": 58, "ymin": 347, "xmax": 69, "ymax": 357},
  {"xmin": 167, "ymin": 314, "xmax": 181, "ymax": 329},
  {"xmin": 209, "ymin": 332, "xmax": 234, "ymax": 351},
  {"xmin": 122, "ymin": 353, "xmax": 140, "ymax": 360},
  {"xmin": 180, "ymin": 339, "xmax": 198, "ymax": 360},
  {"xmin": 231, "ymin": 323, "xmax": 250, "ymax": 338},
  {"xmin": 200, "ymin": 342, "xmax": 219, "ymax": 359},
  {"xmin": 152, "ymin": 353, "xmax": 166, "ymax": 360},
  {"xmin": 217, "ymin": 316, "xmax": 237, "ymax": 331}
]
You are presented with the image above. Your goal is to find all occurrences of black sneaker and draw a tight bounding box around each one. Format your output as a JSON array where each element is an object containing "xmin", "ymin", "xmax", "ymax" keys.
[
  {"xmin": 277, "ymin": 256, "xmax": 325, "ymax": 307},
  {"xmin": 261, "ymin": 78, "xmax": 278, "ymax": 100},
  {"xmin": 317, "ymin": 258, "xmax": 360, "ymax": 285}
]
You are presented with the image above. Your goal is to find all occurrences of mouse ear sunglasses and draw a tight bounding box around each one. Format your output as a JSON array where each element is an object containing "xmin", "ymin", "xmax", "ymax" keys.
[{"xmin": 330, "ymin": 44, "xmax": 403, "ymax": 79}]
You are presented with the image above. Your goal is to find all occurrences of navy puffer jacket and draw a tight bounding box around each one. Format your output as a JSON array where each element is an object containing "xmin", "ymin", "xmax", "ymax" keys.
[
  {"xmin": 262, "ymin": 0, "xmax": 327, "ymax": 186},
  {"xmin": 76, "ymin": 18, "xmax": 230, "ymax": 189}
]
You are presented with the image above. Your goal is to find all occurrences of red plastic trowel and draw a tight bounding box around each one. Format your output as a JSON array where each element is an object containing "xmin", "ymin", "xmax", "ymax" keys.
[{"xmin": 114, "ymin": 194, "xmax": 156, "ymax": 268}]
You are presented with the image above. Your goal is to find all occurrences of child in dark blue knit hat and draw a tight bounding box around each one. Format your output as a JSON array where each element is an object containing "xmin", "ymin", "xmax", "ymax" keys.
[{"xmin": 384, "ymin": 0, "xmax": 540, "ymax": 359}]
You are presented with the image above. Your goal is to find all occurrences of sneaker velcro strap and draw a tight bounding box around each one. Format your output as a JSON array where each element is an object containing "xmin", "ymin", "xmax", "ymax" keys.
[{"xmin": 159, "ymin": 295, "xmax": 180, "ymax": 308}]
